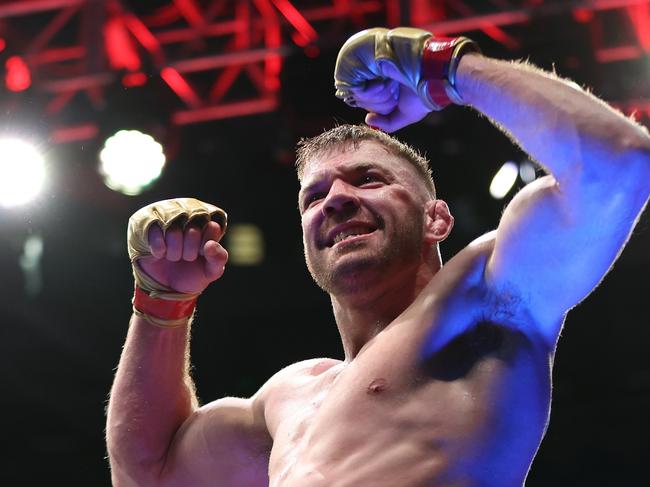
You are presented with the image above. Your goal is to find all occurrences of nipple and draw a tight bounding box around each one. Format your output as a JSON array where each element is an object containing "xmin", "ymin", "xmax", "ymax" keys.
[{"xmin": 366, "ymin": 378, "xmax": 388, "ymax": 395}]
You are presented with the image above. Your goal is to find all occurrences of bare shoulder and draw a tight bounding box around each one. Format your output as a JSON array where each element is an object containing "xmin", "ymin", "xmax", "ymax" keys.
[
  {"xmin": 158, "ymin": 358, "xmax": 342, "ymax": 486},
  {"xmin": 455, "ymin": 229, "xmax": 497, "ymax": 262},
  {"xmin": 262, "ymin": 357, "xmax": 344, "ymax": 398},
  {"xmin": 434, "ymin": 230, "xmax": 497, "ymax": 292},
  {"xmin": 270, "ymin": 357, "xmax": 343, "ymax": 380},
  {"xmin": 160, "ymin": 392, "xmax": 272, "ymax": 487}
]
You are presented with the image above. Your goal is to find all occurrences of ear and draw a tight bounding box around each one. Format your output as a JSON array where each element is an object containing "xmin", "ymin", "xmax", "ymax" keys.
[{"xmin": 423, "ymin": 199, "xmax": 454, "ymax": 244}]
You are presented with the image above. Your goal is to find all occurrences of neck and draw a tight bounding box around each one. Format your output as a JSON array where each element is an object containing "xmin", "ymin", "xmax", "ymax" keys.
[{"xmin": 331, "ymin": 255, "xmax": 440, "ymax": 361}]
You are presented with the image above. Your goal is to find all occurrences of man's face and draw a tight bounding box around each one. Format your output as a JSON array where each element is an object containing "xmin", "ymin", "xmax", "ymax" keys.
[{"xmin": 299, "ymin": 140, "xmax": 432, "ymax": 296}]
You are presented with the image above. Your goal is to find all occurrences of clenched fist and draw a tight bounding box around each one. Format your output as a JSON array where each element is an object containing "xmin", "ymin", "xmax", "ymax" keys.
[
  {"xmin": 334, "ymin": 27, "xmax": 479, "ymax": 132},
  {"xmin": 128, "ymin": 198, "xmax": 228, "ymax": 297}
]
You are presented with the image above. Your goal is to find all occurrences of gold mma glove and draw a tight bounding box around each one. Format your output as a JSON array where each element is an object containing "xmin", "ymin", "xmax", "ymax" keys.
[
  {"xmin": 334, "ymin": 27, "xmax": 479, "ymax": 111},
  {"xmin": 127, "ymin": 198, "xmax": 227, "ymax": 327}
]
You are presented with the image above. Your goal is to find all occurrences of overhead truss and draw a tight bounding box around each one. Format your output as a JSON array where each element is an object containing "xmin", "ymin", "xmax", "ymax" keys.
[{"xmin": 0, "ymin": 0, "xmax": 648, "ymax": 143}]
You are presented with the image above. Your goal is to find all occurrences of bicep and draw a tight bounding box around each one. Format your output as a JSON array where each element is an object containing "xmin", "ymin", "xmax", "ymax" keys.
[
  {"xmin": 486, "ymin": 173, "xmax": 646, "ymax": 343},
  {"xmin": 160, "ymin": 396, "xmax": 271, "ymax": 487}
]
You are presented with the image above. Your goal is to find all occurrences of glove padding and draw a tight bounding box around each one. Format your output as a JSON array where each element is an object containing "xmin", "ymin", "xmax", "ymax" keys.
[
  {"xmin": 334, "ymin": 27, "xmax": 436, "ymax": 110},
  {"xmin": 127, "ymin": 198, "xmax": 227, "ymax": 297}
]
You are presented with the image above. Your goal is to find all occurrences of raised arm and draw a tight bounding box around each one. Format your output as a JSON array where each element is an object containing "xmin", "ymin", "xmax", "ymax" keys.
[
  {"xmin": 455, "ymin": 54, "xmax": 650, "ymax": 343},
  {"xmin": 106, "ymin": 199, "xmax": 271, "ymax": 486},
  {"xmin": 334, "ymin": 27, "xmax": 650, "ymax": 346}
]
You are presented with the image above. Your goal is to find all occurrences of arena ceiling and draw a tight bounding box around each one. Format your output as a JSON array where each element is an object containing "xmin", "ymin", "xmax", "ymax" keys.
[
  {"xmin": 0, "ymin": 1, "xmax": 648, "ymax": 485},
  {"xmin": 0, "ymin": 0, "xmax": 649, "ymax": 136}
]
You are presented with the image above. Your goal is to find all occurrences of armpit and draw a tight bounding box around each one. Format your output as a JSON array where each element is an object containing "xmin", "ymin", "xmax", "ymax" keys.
[{"xmin": 420, "ymin": 321, "xmax": 506, "ymax": 381}]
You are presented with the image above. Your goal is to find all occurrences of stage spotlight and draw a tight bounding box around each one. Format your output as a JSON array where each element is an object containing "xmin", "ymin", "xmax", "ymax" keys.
[
  {"xmin": 5, "ymin": 55, "xmax": 31, "ymax": 92},
  {"xmin": 519, "ymin": 159, "xmax": 537, "ymax": 184},
  {"xmin": 489, "ymin": 161, "xmax": 518, "ymax": 200},
  {"xmin": 99, "ymin": 130, "xmax": 166, "ymax": 196},
  {"xmin": 0, "ymin": 137, "xmax": 46, "ymax": 208},
  {"xmin": 227, "ymin": 224, "xmax": 265, "ymax": 266}
]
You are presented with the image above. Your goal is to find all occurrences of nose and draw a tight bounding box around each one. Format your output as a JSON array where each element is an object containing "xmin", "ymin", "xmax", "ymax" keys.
[{"xmin": 322, "ymin": 179, "xmax": 359, "ymax": 216}]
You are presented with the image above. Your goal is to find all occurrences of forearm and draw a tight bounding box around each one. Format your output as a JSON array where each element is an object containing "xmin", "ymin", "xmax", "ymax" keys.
[
  {"xmin": 456, "ymin": 53, "xmax": 650, "ymax": 187},
  {"xmin": 106, "ymin": 314, "xmax": 197, "ymax": 481}
]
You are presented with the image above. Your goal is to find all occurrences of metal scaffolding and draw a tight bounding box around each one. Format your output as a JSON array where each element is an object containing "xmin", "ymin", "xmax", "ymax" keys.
[{"xmin": 0, "ymin": 0, "xmax": 648, "ymax": 142}]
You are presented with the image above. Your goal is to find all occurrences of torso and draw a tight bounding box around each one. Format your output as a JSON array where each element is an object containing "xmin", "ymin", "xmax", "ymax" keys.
[{"xmin": 263, "ymin": 239, "xmax": 556, "ymax": 487}]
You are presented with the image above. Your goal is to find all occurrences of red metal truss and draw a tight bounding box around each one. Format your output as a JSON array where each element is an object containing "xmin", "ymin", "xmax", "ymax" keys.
[
  {"xmin": 0, "ymin": 0, "xmax": 648, "ymax": 143},
  {"xmin": 0, "ymin": 0, "xmax": 393, "ymax": 140}
]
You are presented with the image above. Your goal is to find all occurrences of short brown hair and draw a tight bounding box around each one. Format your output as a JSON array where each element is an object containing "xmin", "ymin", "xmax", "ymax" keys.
[{"xmin": 295, "ymin": 124, "xmax": 436, "ymax": 197}]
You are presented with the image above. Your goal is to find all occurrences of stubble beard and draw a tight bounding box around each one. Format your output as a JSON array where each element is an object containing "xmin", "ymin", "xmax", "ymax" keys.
[{"xmin": 304, "ymin": 220, "xmax": 424, "ymax": 297}]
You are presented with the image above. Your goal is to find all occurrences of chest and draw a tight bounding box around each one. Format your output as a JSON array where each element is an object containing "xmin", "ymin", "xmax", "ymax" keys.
[{"xmin": 267, "ymin": 326, "xmax": 550, "ymax": 485}]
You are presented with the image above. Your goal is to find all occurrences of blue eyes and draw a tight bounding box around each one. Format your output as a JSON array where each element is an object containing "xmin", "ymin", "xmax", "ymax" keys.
[{"xmin": 303, "ymin": 174, "xmax": 384, "ymax": 209}]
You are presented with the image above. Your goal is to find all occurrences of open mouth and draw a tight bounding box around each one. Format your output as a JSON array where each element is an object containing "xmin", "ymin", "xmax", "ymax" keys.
[{"xmin": 326, "ymin": 224, "xmax": 377, "ymax": 248}]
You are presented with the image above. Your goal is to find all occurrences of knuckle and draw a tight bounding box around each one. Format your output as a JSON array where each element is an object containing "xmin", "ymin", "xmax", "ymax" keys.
[
  {"xmin": 185, "ymin": 226, "xmax": 201, "ymax": 240},
  {"xmin": 188, "ymin": 214, "xmax": 209, "ymax": 229}
]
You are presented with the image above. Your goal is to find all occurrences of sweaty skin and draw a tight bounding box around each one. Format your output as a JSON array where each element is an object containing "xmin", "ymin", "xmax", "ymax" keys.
[
  {"xmin": 265, "ymin": 142, "xmax": 550, "ymax": 487},
  {"xmin": 156, "ymin": 141, "xmax": 552, "ymax": 487},
  {"xmin": 107, "ymin": 49, "xmax": 649, "ymax": 487}
]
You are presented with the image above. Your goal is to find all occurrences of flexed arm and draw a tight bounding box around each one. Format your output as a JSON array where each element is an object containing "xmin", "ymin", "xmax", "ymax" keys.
[
  {"xmin": 107, "ymin": 199, "xmax": 273, "ymax": 487},
  {"xmin": 455, "ymin": 54, "xmax": 649, "ymax": 341},
  {"xmin": 107, "ymin": 199, "xmax": 229, "ymax": 485},
  {"xmin": 335, "ymin": 28, "xmax": 650, "ymax": 345}
]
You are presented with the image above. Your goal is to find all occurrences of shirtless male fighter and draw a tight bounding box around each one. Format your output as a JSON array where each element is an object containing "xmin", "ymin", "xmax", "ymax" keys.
[{"xmin": 106, "ymin": 28, "xmax": 650, "ymax": 486}]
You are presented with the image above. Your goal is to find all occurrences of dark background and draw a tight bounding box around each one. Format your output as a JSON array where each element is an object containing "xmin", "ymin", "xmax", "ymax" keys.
[{"xmin": 0, "ymin": 1, "xmax": 648, "ymax": 485}]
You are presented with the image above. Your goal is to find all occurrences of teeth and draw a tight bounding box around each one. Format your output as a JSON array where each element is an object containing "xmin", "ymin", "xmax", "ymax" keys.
[{"xmin": 333, "ymin": 230, "xmax": 365, "ymax": 244}]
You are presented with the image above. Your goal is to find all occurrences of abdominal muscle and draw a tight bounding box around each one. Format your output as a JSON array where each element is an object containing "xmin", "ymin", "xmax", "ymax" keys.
[{"xmin": 266, "ymin": 360, "xmax": 471, "ymax": 487}]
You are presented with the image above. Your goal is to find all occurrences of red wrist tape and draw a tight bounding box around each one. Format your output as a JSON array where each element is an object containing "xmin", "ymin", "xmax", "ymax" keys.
[
  {"xmin": 421, "ymin": 36, "xmax": 479, "ymax": 109},
  {"xmin": 133, "ymin": 286, "xmax": 197, "ymax": 323}
]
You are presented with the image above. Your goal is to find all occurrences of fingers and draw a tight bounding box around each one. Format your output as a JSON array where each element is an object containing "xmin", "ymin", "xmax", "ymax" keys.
[
  {"xmin": 376, "ymin": 60, "xmax": 410, "ymax": 87},
  {"xmin": 148, "ymin": 220, "xmax": 226, "ymax": 262},
  {"xmin": 148, "ymin": 224, "xmax": 166, "ymax": 259},
  {"xmin": 201, "ymin": 221, "xmax": 225, "ymax": 248},
  {"xmin": 350, "ymin": 78, "xmax": 399, "ymax": 116},
  {"xmin": 203, "ymin": 240, "xmax": 228, "ymax": 281},
  {"xmin": 365, "ymin": 111, "xmax": 405, "ymax": 133},
  {"xmin": 200, "ymin": 221, "xmax": 227, "ymax": 280},
  {"xmin": 182, "ymin": 225, "xmax": 202, "ymax": 261},
  {"xmin": 165, "ymin": 226, "xmax": 183, "ymax": 261},
  {"xmin": 366, "ymin": 110, "xmax": 421, "ymax": 133},
  {"xmin": 365, "ymin": 86, "xmax": 431, "ymax": 132}
]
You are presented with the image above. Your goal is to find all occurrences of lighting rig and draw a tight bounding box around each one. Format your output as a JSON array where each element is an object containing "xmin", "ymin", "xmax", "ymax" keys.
[{"xmin": 0, "ymin": 0, "xmax": 647, "ymax": 145}]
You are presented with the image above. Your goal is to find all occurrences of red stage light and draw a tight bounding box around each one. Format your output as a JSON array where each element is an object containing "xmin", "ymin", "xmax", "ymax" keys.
[
  {"xmin": 291, "ymin": 31, "xmax": 309, "ymax": 47},
  {"xmin": 627, "ymin": 4, "xmax": 650, "ymax": 51},
  {"xmin": 572, "ymin": 8, "xmax": 594, "ymax": 23},
  {"xmin": 50, "ymin": 123, "xmax": 99, "ymax": 144},
  {"xmin": 5, "ymin": 56, "xmax": 31, "ymax": 92},
  {"xmin": 122, "ymin": 72, "xmax": 148, "ymax": 87},
  {"xmin": 104, "ymin": 17, "xmax": 141, "ymax": 71},
  {"xmin": 174, "ymin": 0, "xmax": 204, "ymax": 27},
  {"xmin": 160, "ymin": 67, "xmax": 201, "ymax": 107},
  {"xmin": 271, "ymin": 0, "xmax": 317, "ymax": 44},
  {"xmin": 0, "ymin": 38, "xmax": 6, "ymax": 52}
]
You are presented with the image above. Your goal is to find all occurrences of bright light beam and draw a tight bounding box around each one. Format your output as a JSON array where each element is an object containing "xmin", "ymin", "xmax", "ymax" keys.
[
  {"xmin": 99, "ymin": 130, "xmax": 166, "ymax": 196},
  {"xmin": 489, "ymin": 161, "xmax": 518, "ymax": 200},
  {"xmin": 519, "ymin": 159, "xmax": 537, "ymax": 184},
  {"xmin": 0, "ymin": 138, "xmax": 46, "ymax": 208}
]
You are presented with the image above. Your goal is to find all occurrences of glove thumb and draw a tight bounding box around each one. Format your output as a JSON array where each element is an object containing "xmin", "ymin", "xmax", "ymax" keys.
[{"xmin": 377, "ymin": 59, "xmax": 410, "ymax": 87}]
